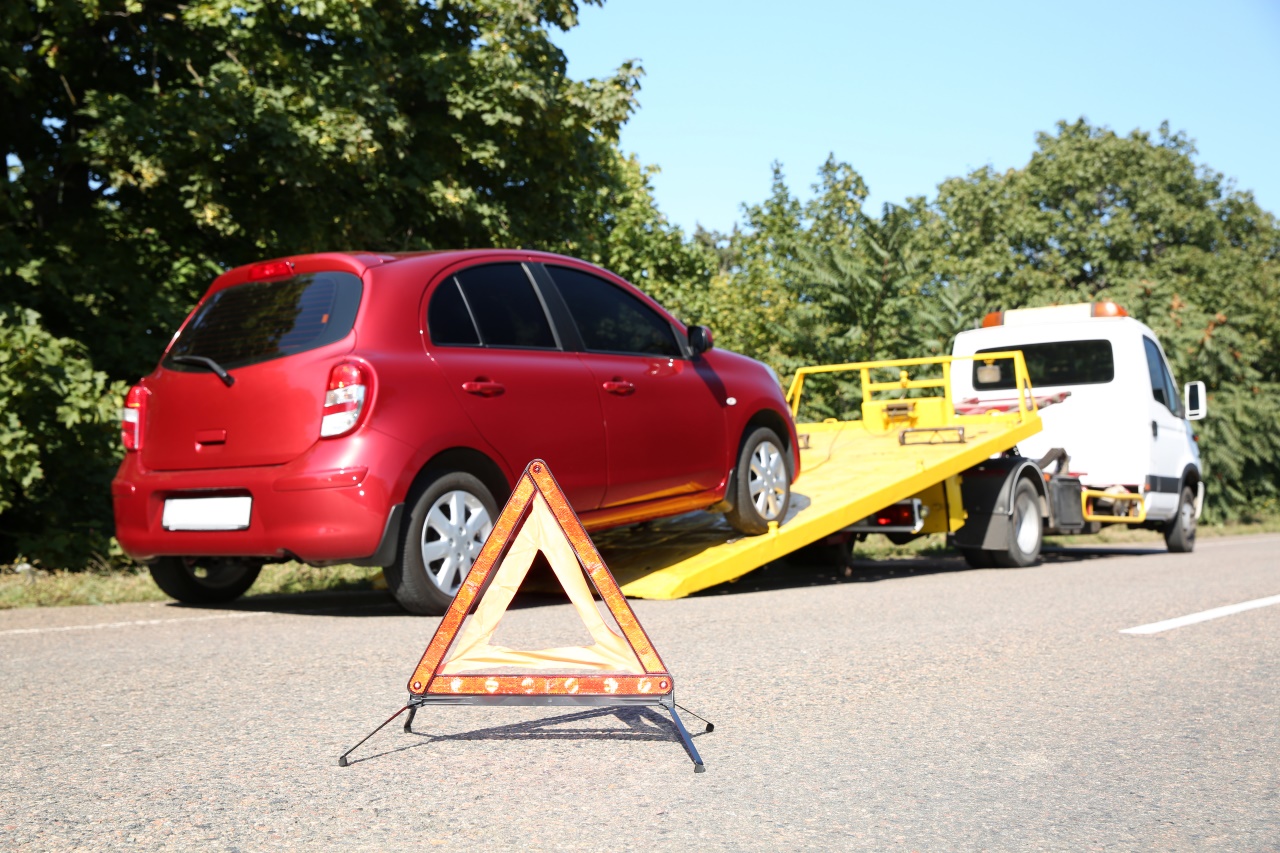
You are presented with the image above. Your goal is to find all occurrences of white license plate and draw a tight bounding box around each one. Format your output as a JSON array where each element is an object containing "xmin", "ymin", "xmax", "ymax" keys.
[{"xmin": 162, "ymin": 496, "xmax": 252, "ymax": 531}]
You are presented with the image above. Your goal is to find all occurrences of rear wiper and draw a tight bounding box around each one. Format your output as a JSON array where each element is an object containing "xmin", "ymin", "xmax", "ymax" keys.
[{"xmin": 171, "ymin": 355, "xmax": 235, "ymax": 387}]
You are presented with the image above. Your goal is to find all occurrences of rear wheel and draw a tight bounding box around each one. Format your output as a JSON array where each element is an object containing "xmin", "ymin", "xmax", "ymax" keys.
[
  {"xmin": 149, "ymin": 557, "xmax": 262, "ymax": 604},
  {"xmin": 991, "ymin": 479, "xmax": 1043, "ymax": 568},
  {"xmin": 1164, "ymin": 486, "xmax": 1197, "ymax": 553},
  {"xmin": 724, "ymin": 427, "xmax": 792, "ymax": 535},
  {"xmin": 387, "ymin": 471, "xmax": 497, "ymax": 615}
]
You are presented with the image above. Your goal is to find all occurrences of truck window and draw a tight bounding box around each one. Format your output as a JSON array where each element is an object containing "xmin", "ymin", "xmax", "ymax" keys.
[
  {"xmin": 973, "ymin": 340, "xmax": 1114, "ymax": 390},
  {"xmin": 1143, "ymin": 337, "xmax": 1183, "ymax": 417}
]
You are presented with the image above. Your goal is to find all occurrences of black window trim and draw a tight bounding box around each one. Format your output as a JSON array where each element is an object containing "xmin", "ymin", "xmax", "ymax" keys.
[{"xmin": 534, "ymin": 262, "xmax": 688, "ymax": 359}]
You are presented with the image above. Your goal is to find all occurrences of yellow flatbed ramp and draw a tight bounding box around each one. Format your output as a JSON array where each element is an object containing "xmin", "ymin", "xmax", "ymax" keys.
[{"xmin": 599, "ymin": 354, "xmax": 1044, "ymax": 600}]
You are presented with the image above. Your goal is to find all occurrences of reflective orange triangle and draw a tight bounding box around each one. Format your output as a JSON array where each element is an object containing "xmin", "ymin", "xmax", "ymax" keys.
[{"xmin": 407, "ymin": 460, "xmax": 673, "ymax": 698}]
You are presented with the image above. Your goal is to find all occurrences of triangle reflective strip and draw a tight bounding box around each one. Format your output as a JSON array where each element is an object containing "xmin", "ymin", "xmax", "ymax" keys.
[{"xmin": 407, "ymin": 460, "xmax": 672, "ymax": 697}]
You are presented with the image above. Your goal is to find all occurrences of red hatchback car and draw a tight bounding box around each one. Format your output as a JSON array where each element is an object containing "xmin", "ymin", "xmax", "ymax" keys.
[{"xmin": 113, "ymin": 250, "xmax": 799, "ymax": 614}]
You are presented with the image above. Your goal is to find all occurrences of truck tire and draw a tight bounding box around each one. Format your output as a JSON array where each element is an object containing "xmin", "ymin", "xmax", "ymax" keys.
[
  {"xmin": 959, "ymin": 547, "xmax": 994, "ymax": 569},
  {"xmin": 1164, "ymin": 486, "xmax": 1197, "ymax": 553},
  {"xmin": 991, "ymin": 479, "xmax": 1043, "ymax": 568}
]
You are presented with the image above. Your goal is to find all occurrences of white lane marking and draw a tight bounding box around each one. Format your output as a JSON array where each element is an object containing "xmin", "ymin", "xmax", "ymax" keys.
[
  {"xmin": 1121, "ymin": 594, "xmax": 1280, "ymax": 635},
  {"xmin": 0, "ymin": 611, "xmax": 267, "ymax": 637}
]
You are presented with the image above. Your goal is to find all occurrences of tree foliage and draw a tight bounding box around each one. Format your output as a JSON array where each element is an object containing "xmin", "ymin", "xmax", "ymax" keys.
[
  {"xmin": 0, "ymin": 0, "xmax": 682, "ymax": 565},
  {"xmin": 716, "ymin": 121, "xmax": 1280, "ymax": 518}
]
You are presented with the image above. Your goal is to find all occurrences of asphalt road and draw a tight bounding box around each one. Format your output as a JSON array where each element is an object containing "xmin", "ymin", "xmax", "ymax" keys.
[{"xmin": 2, "ymin": 535, "xmax": 1277, "ymax": 850}]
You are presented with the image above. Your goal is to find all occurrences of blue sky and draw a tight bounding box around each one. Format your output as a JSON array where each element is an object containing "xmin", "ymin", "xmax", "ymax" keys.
[{"xmin": 555, "ymin": 0, "xmax": 1280, "ymax": 235}]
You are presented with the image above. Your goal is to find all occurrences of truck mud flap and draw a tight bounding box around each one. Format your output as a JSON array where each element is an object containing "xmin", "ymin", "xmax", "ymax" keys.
[{"xmin": 953, "ymin": 457, "xmax": 1044, "ymax": 550}]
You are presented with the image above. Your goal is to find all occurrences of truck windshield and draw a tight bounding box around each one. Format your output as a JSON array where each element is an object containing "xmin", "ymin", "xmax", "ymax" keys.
[
  {"xmin": 973, "ymin": 339, "xmax": 1114, "ymax": 390},
  {"xmin": 164, "ymin": 272, "xmax": 362, "ymax": 372}
]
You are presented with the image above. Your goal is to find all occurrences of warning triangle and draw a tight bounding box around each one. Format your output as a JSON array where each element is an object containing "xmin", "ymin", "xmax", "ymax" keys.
[{"xmin": 407, "ymin": 460, "xmax": 673, "ymax": 698}]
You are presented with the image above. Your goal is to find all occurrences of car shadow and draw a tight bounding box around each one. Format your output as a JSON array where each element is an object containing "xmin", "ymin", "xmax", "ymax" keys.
[
  {"xmin": 177, "ymin": 542, "xmax": 1168, "ymax": 616},
  {"xmin": 339, "ymin": 705, "xmax": 710, "ymax": 768}
]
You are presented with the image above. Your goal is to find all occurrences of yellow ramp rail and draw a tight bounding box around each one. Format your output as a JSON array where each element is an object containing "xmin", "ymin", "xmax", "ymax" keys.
[{"xmin": 602, "ymin": 353, "xmax": 1042, "ymax": 599}]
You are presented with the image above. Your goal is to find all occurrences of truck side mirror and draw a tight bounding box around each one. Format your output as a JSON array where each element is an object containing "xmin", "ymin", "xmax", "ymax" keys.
[
  {"xmin": 688, "ymin": 325, "xmax": 714, "ymax": 356},
  {"xmin": 1184, "ymin": 381, "xmax": 1207, "ymax": 420}
]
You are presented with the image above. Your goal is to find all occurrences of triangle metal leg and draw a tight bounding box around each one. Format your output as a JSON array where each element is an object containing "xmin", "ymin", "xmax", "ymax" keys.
[
  {"xmin": 665, "ymin": 702, "xmax": 707, "ymax": 773},
  {"xmin": 338, "ymin": 703, "xmax": 413, "ymax": 767}
]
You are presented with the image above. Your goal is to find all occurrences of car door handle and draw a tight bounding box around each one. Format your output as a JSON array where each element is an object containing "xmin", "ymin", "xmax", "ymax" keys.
[
  {"xmin": 602, "ymin": 379, "xmax": 636, "ymax": 396},
  {"xmin": 1152, "ymin": 420, "xmax": 1158, "ymax": 437},
  {"xmin": 462, "ymin": 379, "xmax": 505, "ymax": 397}
]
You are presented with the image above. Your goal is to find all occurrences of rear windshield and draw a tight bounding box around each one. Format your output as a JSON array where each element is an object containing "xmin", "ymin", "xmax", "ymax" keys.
[
  {"xmin": 973, "ymin": 339, "xmax": 1114, "ymax": 390},
  {"xmin": 164, "ymin": 272, "xmax": 362, "ymax": 372}
]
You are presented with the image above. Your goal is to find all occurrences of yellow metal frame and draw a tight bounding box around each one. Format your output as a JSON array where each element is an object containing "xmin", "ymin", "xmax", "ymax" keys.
[
  {"xmin": 1081, "ymin": 488, "xmax": 1147, "ymax": 524},
  {"xmin": 786, "ymin": 351, "xmax": 1038, "ymax": 425},
  {"xmin": 600, "ymin": 353, "xmax": 1046, "ymax": 600}
]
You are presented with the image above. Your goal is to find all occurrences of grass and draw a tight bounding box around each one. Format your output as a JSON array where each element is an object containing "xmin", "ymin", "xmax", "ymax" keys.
[
  {"xmin": 3, "ymin": 515, "xmax": 1277, "ymax": 610},
  {"xmin": 0, "ymin": 561, "xmax": 384, "ymax": 610}
]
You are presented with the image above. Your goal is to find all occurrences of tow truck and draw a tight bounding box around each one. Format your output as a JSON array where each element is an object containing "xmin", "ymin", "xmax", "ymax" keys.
[
  {"xmin": 596, "ymin": 350, "xmax": 1065, "ymax": 598},
  {"xmin": 597, "ymin": 302, "xmax": 1206, "ymax": 600}
]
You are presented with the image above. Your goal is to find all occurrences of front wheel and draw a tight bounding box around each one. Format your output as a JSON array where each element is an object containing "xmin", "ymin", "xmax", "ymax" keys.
[
  {"xmin": 991, "ymin": 479, "xmax": 1043, "ymax": 568},
  {"xmin": 387, "ymin": 471, "xmax": 498, "ymax": 615},
  {"xmin": 1164, "ymin": 486, "xmax": 1197, "ymax": 553},
  {"xmin": 149, "ymin": 557, "xmax": 262, "ymax": 604},
  {"xmin": 724, "ymin": 427, "xmax": 792, "ymax": 535}
]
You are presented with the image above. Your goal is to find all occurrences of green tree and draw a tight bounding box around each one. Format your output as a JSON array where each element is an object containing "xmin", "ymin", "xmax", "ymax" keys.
[
  {"xmin": 0, "ymin": 0, "xmax": 693, "ymax": 565},
  {"xmin": 928, "ymin": 120, "xmax": 1280, "ymax": 517}
]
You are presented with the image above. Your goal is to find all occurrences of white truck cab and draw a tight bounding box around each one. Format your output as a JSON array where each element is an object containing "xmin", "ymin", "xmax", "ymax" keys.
[{"xmin": 950, "ymin": 301, "xmax": 1207, "ymax": 551}]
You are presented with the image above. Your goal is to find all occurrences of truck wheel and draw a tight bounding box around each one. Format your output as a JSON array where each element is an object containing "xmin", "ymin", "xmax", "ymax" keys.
[
  {"xmin": 387, "ymin": 471, "xmax": 497, "ymax": 615},
  {"xmin": 149, "ymin": 557, "xmax": 262, "ymax": 604},
  {"xmin": 1164, "ymin": 486, "xmax": 1197, "ymax": 553},
  {"xmin": 724, "ymin": 427, "xmax": 792, "ymax": 535},
  {"xmin": 992, "ymin": 479, "xmax": 1043, "ymax": 568}
]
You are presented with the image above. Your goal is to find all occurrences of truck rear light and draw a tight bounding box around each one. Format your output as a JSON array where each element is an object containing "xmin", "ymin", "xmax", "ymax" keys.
[
  {"xmin": 120, "ymin": 384, "xmax": 149, "ymax": 451},
  {"xmin": 321, "ymin": 362, "xmax": 367, "ymax": 438}
]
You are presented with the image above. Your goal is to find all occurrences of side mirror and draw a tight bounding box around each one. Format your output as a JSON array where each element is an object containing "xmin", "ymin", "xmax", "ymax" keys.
[
  {"xmin": 688, "ymin": 325, "xmax": 714, "ymax": 356},
  {"xmin": 1184, "ymin": 380, "xmax": 1207, "ymax": 420}
]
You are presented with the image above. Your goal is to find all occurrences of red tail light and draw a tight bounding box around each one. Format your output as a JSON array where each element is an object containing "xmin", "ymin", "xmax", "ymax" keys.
[
  {"xmin": 874, "ymin": 503, "xmax": 916, "ymax": 526},
  {"xmin": 121, "ymin": 384, "xmax": 149, "ymax": 451},
  {"xmin": 321, "ymin": 362, "xmax": 367, "ymax": 438}
]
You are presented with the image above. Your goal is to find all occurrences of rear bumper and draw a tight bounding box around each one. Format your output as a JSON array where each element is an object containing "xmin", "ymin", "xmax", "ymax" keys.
[{"xmin": 112, "ymin": 430, "xmax": 412, "ymax": 563}]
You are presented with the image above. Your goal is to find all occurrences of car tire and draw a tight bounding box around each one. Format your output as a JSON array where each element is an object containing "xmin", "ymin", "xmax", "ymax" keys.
[
  {"xmin": 959, "ymin": 547, "xmax": 994, "ymax": 569},
  {"xmin": 725, "ymin": 427, "xmax": 792, "ymax": 535},
  {"xmin": 991, "ymin": 479, "xmax": 1043, "ymax": 568},
  {"xmin": 387, "ymin": 471, "xmax": 498, "ymax": 616},
  {"xmin": 149, "ymin": 556, "xmax": 262, "ymax": 604},
  {"xmin": 1164, "ymin": 485, "xmax": 1197, "ymax": 553}
]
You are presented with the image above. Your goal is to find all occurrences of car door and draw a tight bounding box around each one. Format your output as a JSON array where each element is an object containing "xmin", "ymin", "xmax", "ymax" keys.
[
  {"xmin": 425, "ymin": 262, "xmax": 607, "ymax": 510},
  {"xmin": 541, "ymin": 263, "xmax": 727, "ymax": 508},
  {"xmin": 1142, "ymin": 336, "xmax": 1187, "ymax": 517}
]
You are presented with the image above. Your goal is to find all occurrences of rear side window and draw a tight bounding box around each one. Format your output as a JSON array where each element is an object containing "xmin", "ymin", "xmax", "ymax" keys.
[
  {"xmin": 973, "ymin": 339, "xmax": 1115, "ymax": 390},
  {"xmin": 430, "ymin": 263, "xmax": 557, "ymax": 349},
  {"xmin": 546, "ymin": 265, "xmax": 681, "ymax": 357},
  {"xmin": 164, "ymin": 272, "xmax": 362, "ymax": 371}
]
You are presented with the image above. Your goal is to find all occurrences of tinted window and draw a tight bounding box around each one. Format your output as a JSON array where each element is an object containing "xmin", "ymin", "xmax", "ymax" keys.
[
  {"xmin": 547, "ymin": 265, "xmax": 680, "ymax": 356},
  {"xmin": 164, "ymin": 272, "xmax": 362, "ymax": 372},
  {"xmin": 1143, "ymin": 337, "xmax": 1182, "ymax": 416},
  {"xmin": 427, "ymin": 278, "xmax": 480, "ymax": 346},
  {"xmin": 454, "ymin": 264, "xmax": 556, "ymax": 349},
  {"xmin": 973, "ymin": 339, "xmax": 1114, "ymax": 390}
]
